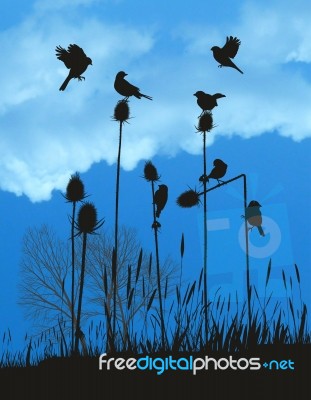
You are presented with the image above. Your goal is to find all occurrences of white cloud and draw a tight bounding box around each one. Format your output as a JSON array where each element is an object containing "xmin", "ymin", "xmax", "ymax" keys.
[{"xmin": 0, "ymin": 0, "xmax": 310, "ymax": 202}]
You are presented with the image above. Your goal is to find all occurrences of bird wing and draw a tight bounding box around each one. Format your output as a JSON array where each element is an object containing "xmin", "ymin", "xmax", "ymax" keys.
[
  {"xmin": 222, "ymin": 36, "xmax": 241, "ymax": 59},
  {"xmin": 123, "ymin": 79, "xmax": 140, "ymax": 94},
  {"xmin": 56, "ymin": 44, "xmax": 87, "ymax": 68}
]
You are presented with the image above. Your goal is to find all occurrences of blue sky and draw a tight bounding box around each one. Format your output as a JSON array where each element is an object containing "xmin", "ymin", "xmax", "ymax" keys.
[{"xmin": 0, "ymin": 0, "xmax": 310, "ymax": 352}]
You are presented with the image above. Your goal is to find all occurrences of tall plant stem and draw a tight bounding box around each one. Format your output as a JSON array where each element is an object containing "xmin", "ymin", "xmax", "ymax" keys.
[
  {"xmin": 151, "ymin": 181, "xmax": 166, "ymax": 350},
  {"xmin": 112, "ymin": 120, "xmax": 123, "ymax": 347},
  {"xmin": 70, "ymin": 201, "xmax": 76, "ymax": 354},
  {"xmin": 74, "ymin": 232, "xmax": 87, "ymax": 353},
  {"xmin": 202, "ymin": 131, "xmax": 208, "ymax": 344}
]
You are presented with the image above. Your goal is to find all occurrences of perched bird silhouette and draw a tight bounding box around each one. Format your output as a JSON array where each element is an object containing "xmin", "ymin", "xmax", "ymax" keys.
[
  {"xmin": 242, "ymin": 200, "xmax": 265, "ymax": 236},
  {"xmin": 211, "ymin": 36, "xmax": 243, "ymax": 74},
  {"xmin": 114, "ymin": 71, "xmax": 152, "ymax": 100},
  {"xmin": 56, "ymin": 44, "xmax": 92, "ymax": 91},
  {"xmin": 199, "ymin": 159, "xmax": 227, "ymax": 184},
  {"xmin": 154, "ymin": 184, "xmax": 168, "ymax": 218},
  {"xmin": 194, "ymin": 91, "xmax": 226, "ymax": 116}
]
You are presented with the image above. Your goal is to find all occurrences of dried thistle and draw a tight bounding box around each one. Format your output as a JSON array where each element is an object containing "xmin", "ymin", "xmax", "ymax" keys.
[
  {"xmin": 143, "ymin": 161, "xmax": 160, "ymax": 182},
  {"xmin": 177, "ymin": 189, "xmax": 201, "ymax": 208},
  {"xmin": 195, "ymin": 111, "xmax": 214, "ymax": 133},
  {"xmin": 76, "ymin": 202, "xmax": 104, "ymax": 235},
  {"xmin": 65, "ymin": 173, "xmax": 86, "ymax": 203},
  {"xmin": 113, "ymin": 99, "xmax": 130, "ymax": 123}
]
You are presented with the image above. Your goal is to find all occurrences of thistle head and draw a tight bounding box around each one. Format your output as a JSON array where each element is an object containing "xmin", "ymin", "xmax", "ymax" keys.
[
  {"xmin": 176, "ymin": 189, "xmax": 201, "ymax": 208},
  {"xmin": 76, "ymin": 202, "xmax": 104, "ymax": 235},
  {"xmin": 113, "ymin": 99, "xmax": 130, "ymax": 123},
  {"xmin": 196, "ymin": 111, "xmax": 214, "ymax": 133},
  {"xmin": 65, "ymin": 173, "xmax": 86, "ymax": 203},
  {"xmin": 143, "ymin": 161, "xmax": 160, "ymax": 182}
]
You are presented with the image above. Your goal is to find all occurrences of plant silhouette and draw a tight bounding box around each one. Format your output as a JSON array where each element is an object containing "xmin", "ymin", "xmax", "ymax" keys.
[
  {"xmin": 194, "ymin": 91, "xmax": 226, "ymax": 116},
  {"xmin": 243, "ymin": 200, "xmax": 265, "ymax": 236},
  {"xmin": 74, "ymin": 202, "xmax": 104, "ymax": 353},
  {"xmin": 55, "ymin": 44, "xmax": 92, "ymax": 91},
  {"xmin": 114, "ymin": 71, "xmax": 153, "ymax": 100},
  {"xmin": 64, "ymin": 173, "xmax": 87, "ymax": 354},
  {"xmin": 211, "ymin": 36, "xmax": 243, "ymax": 74}
]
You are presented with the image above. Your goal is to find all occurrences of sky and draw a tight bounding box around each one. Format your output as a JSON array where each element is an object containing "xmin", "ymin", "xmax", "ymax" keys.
[{"xmin": 0, "ymin": 0, "xmax": 310, "ymax": 353}]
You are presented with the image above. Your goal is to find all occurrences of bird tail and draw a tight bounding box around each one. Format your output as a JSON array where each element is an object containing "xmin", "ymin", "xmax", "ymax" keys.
[
  {"xmin": 156, "ymin": 209, "xmax": 161, "ymax": 218},
  {"xmin": 257, "ymin": 226, "xmax": 265, "ymax": 236},
  {"xmin": 140, "ymin": 93, "xmax": 153, "ymax": 100},
  {"xmin": 59, "ymin": 75, "xmax": 71, "ymax": 91},
  {"xmin": 234, "ymin": 64, "xmax": 243, "ymax": 74}
]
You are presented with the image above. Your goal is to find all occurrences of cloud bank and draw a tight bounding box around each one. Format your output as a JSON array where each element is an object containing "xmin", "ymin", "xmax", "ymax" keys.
[{"xmin": 0, "ymin": 0, "xmax": 310, "ymax": 201}]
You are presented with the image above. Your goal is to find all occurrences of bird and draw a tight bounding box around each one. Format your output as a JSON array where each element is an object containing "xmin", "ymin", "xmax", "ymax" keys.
[
  {"xmin": 114, "ymin": 71, "xmax": 152, "ymax": 100},
  {"xmin": 154, "ymin": 184, "xmax": 168, "ymax": 218},
  {"xmin": 55, "ymin": 44, "xmax": 92, "ymax": 91},
  {"xmin": 194, "ymin": 91, "xmax": 226, "ymax": 116},
  {"xmin": 211, "ymin": 36, "xmax": 243, "ymax": 74},
  {"xmin": 199, "ymin": 159, "xmax": 227, "ymax": 184},
  {"xmin": 242, "ymin": 200, "xmax": 265, "ymax": 236}
]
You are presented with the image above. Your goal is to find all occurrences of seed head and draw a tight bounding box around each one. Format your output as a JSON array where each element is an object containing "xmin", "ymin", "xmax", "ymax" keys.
[
  {"xmin": 177, "ymin": 189, "xmax": 201, "ymax": 208},
  {"xmin": 143, "ymin": 161, "xmax": 160, "ymax": 182},
  {"xmin": 113, "ymin": 99, "xmax": 130, "ymax": 123},
  {"xmin": 196, "ymin": 111, "xmax": 214, "ymax": 133},
  {"xmin": 65, "ymin": 173, "xmax": 86, "ymax": 203},
  {"xmin": 77, "ymin": 202, "xmax": 103, "ymax": 234}
]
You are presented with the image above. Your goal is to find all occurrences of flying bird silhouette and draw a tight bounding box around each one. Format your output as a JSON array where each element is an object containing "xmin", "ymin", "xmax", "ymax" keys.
[
  {"xmin": 242, "ymin": 200, "xmax": 265, "ymax": 236},
  {"xmin": 211, "ymin": 36, "xmax": 243, "ymax": 74},
  {"xmin": 56, "ymin": 44, "xmax": 92, "ymax": 91},
  {"xmin": 154, "ymin": 184, "xmax": 168, "ymax": 218},
  {"xmin": 194, "ymin": 91, "xmax": 226, "ymax": 116},
  {"xmin": 199, "ymin": 159, "xmax": 227, "ymax": 184},
  {"xmin": 114, "ymin": 71, "xmax": 152, "ymax": 100}
]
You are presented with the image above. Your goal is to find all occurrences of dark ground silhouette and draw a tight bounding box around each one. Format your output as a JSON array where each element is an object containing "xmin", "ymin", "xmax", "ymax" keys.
[{"xmin": 0, "ymin": 345, "xmax": 310, "ymax": 399}]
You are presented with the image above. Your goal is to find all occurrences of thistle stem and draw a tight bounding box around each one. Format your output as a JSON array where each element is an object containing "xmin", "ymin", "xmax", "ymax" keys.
[
  {"xmin": 151, "ymin": 181, "xmax": 166, "ymax": 350},
  {"xmin": 74, "ymin": 232, "xmax": 87, "ymax": 353}
]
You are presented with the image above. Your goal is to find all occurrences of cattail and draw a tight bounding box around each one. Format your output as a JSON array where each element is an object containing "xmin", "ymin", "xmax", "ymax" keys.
[
  {"xmin": 113, "ymin": 99, "xmax": 130, "ymax": 123},
  {"xmin": 177, "ymin": 189, "xmax": 201, "ymax": 208},
  {"xmin": 195, "ymin": 111, "xmax": 214, "ymax": 133},
  {"xmin": 65, "ymin": 173, "xmax": 86, "ymax": 202},
  {"xmin": 143, "ymin": 161, "xmax": 160, "ymax": 182}
]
